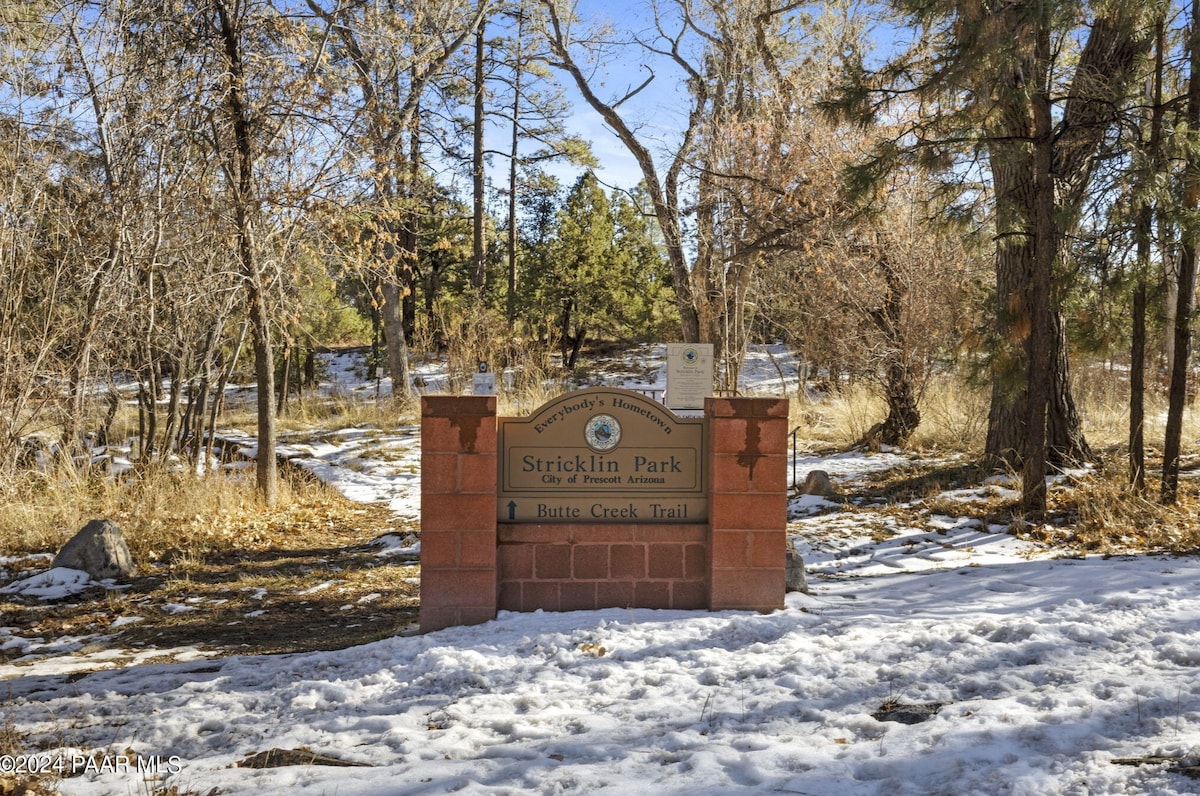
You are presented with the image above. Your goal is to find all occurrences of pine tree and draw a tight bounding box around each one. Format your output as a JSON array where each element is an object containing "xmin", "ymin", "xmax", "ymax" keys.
[{"xmin": 828, "ymin": 0, "xmax": 1153, "ymax": 514}]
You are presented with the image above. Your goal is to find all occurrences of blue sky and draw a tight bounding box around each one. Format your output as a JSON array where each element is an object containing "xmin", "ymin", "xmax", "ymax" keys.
[{"xmin": 539, "ymin": 0, "xmax": 697, "ymax": 191}]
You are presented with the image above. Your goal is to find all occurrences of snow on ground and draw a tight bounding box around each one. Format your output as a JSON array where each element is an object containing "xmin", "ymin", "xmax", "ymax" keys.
[{"xmin": 3, "ymin": 346, "xmax": 1200, "ymax": 795}]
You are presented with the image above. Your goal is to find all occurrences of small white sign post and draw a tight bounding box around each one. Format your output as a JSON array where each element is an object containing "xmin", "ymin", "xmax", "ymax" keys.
[
  {"xmin": 472, "ymin": 360, "xmax": 496, "ymax": 395},
  {"xmin": 665, "ymin": 343, "xmax": 713, "ymax": 410}
]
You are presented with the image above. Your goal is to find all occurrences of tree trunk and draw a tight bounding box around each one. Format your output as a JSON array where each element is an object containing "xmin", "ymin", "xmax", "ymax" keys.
[
  {"xmin": 1164, "ymin": 0, "xmax": 1200, "ymax": 504},
  {"xmin": 472, "ymin": 16, "xmax": 487, "ymax": 290},
  {"xmin": 506, "ymin": 10, "xmax": 523, "ymax": 325},
  {"xmin": 1131, "ymin": 272, "xmax": 1147, "ymax": 492},
  {"xmin": 276, "ymin": 339, "xmax": 291, "ymax": 416},
  {"xmin": 381, "ymin": 280, "xmax": 412, "ymax": 398},
  {"xmin": 863, "ymin": 250, "xmax": 921, "ymax": 447},
  {"xmin": 1021, "ymin": 12, "xmax": 1056, "ymax": 519},
  {"xmin": 216, "ymin": 0, "xmax": 277, "ymax": 504},
  {"xmin": 541, "ymin": 1, "xmax": 701, "ymax": 342},
  {"xmin": 1131, "ymin": 19, "xmax": 1164, "ymax": 494}
]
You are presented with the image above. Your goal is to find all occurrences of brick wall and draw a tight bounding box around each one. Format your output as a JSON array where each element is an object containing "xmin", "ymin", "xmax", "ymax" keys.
[{"xmin": 497, "ymin": 523, "xmax": 708, "ymax": 612}]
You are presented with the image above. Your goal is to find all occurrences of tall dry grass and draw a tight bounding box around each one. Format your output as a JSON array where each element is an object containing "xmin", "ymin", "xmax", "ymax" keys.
[
  {"xmin": 1062, "ymin": 463, "xmax": 1200, "ymax": 553},
  {"xmin": 787, "ymin": 364, "xmax": 1200, "ymax": 458},
  {"xmin": 0, "ymin": 463, "xmax": 338, "ymax": 563},
  {"xmin": 787, "ymin": 372, "xmax": 990, "ymax": 452},
  {"xmin": 1072, "ymin": 363, "xmax": 1200, "ymax": 451}
]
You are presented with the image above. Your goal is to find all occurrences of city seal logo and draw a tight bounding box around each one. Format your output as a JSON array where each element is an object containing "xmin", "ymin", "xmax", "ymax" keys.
[
  {"xmin": 584, "ymin": 414, "xmax": 621, "ymax": 452},
  {"xmin": 683, "ymin": 346, "xmax": 699, "ymax": 365}
]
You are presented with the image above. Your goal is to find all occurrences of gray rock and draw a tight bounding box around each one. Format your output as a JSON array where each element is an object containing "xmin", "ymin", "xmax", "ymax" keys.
[
  {"xmin": 801, "ymin": 469, "xmax": 838, "ymax": 497},
  {"xmin": 786, "ymin": 550, "xmax": 808, "ymax": 594},
  {"xmin": 52, "ymin": 519, "xmax": 137, "ymax": 580}
]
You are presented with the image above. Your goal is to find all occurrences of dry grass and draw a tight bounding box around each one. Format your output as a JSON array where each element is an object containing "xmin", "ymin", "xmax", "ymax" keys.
[
  {"xmin": 1054, "ymin": 465, "xmax": 1200, "ymax": 554},
  {"xmin": 788, "ymin": 373, "xmax": 989, "ymax": 453},
  {"xmin": 788, "ymin": 364, "xmax": 1200, "ymax": 460},
  {"xmin": 1073, "ymin": 363, "xmax": 1200, "ymax": 450},
  {"xmin": 0, "ymin": 462, "xmax": 416, "ymax": 667},
  {"xmin": 789, "ymin": 383, "xmax": 882, "ymax": 449},
  {"xmin": 0, "ymin": 464, "xmax": 371, "ymax": 562},
  {"xmin": 252, "ymin": 393, "xmax": 420, "ymax": 433}
]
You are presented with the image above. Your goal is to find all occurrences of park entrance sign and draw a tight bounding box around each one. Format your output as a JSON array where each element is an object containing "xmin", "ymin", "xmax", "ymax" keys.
[
  {"xmin": 497, "ymin": 388, "xmax": 706, "ymax": 523},
  {"xmin": 419, "ymin": 388, "xmax": 789, "ymax": 632}
]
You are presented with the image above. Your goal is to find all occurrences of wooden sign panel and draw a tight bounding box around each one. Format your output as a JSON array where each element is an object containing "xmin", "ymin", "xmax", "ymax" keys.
[{"xmin": 497, "ymin": 388, "xmax": 706, "ymax": 523}]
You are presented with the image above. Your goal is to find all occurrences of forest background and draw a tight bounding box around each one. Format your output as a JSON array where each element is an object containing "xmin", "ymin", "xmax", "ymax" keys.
[{"xmin": 3, "ymin": 0, "xmax": 1200, "ymax": 524}]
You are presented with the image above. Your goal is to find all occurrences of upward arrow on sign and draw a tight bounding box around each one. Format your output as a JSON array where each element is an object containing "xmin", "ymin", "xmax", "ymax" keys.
[{"xmin": 507, "ymin": 501, "xmax": 517, "ymax": 520}]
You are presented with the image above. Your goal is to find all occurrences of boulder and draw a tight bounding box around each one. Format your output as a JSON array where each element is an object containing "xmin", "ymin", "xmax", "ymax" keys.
[
  {"xmin": 52, "ymin": 519, "xmax": 137, "ymax": 581},
  {"xmin": 786, "ymin": 550, "xmax": 808, "ymax": 594},
  {"xmin": 801, "ymin": 469, "xmax": 838, "ymax": 498}
]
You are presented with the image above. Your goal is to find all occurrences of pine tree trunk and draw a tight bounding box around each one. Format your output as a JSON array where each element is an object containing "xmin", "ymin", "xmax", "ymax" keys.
[
  {"xmin": 1131, "ymin": 275, "xmax": 1147, "ymax": 492},
  {"xmin": 1164, "ymin": 0, "xmax": 1200, "ymax": 504},
  {"xmin": 984, "ymin": 138, "xmax": 1091, "ymax": 473},
  {"xmin": 1021, "ymin": 18, "xmax": 1056, "ymax": 519}
]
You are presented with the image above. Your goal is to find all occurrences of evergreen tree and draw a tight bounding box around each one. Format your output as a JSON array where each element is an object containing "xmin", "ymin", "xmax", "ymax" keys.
[
  {"xmin": 544, "ymin": 171, "xmax": 614, "ymax": 368},
  {"xmin": 828, "ymin": 0, "xmax": 1154, "ymax": 515}
]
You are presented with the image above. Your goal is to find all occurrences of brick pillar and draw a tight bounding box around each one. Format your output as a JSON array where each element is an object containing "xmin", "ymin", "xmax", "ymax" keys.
[
  {"xmin": 706, "ymin": 397, "xmax": 789, "ymax": 611},
  {"xmin": 419, "ymin": 396, "xmax": 497, "ymax": 632}
]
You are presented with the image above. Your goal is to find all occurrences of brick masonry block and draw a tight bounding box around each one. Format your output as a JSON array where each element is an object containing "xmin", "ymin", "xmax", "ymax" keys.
[
  {"xmin": 421, "ymin": 398, "xmax": 497, "ymax": 455},
  {"xmin": 684, "ymin": 544, "xmax": 708, "ymax": 580},
  {"xmin": 498, "ymin": 525, "xmax": 560, "ymax": 545},
  {"xmin": 459, "ymin": 452, "xmax": 498, "ymax": 494},
  {"xmin": 709, "ymin": 493, "xmax": 786, "ymax": 531},
  {"xmin": 420, "ymin": 529, "xmax": 460, "ymax": 569},
  {"xmin": 420, "ymin": 417, "xmax": 461, "ymax": 455},
  {"xmin": 422, "ymin": 395, "xmax": 497, "ymax": 419},
  {"xmin": 596, "ymin": 580, "xmax": 635, "ymax": 608},
  {"xmin": 497, "ymin": 543, "xmax": 533, "ymax": 580},
  {"xmin": 456, "ymin": 605, "xmax": 499, "ymax": 627},
  {"xmin": 634, "ymin": 525, "xmax": 707, "ymax": 543},
  {"xmin": 567, "ymin": 525, "xmax": 639, "ymax": 543},
  {"xmin": 648, "ymin": 544, "xmax": 684, "ymax": 579},
  {"xmin": 419, "ymin": 419, "xmax": 496, "ymax": 456},
  {"xmin": 705, "ymin": 397, "xmax": 789, "ymax": 419},
  {"xmin": 708, "ymin": 419, "xmax": 789, "ymax": 459},
  {"xmin": 710, "ymin": 529, "xmax": 750, "ymax": 569},
  {"xmin": 458, "ymin": 529, "xmax": 497, "ymax": 569},
  {"xmin": 534, "ymin": 543, "xmax": 572, "ymax": 579},
  {"xmin": 498, "ymin": 581, "xmax": 523, "ymax": 611},
  {"xmin": 748, "ymin": 530, "xmax": 786, "ymax": 569},
  {"xmin": 709, "ymin": 453, "xmax": 788, "ymax": 494},
  {"xmin": 420, "ymin": 452, "xmax": 460, "ymax": 494},
  {"xmin": 422, "ymin": 493, "xmax": 497, "ymax": 532},
  {"xmin": 610, "ymin": 544, "xmax": 646, "ymax": 579},
  {"xmin": 673, "ymin": 579, "xmax": 709, "ymax": 610},
  {"xmin": 560, "ymin": 581, "xmax": 599, "ymax": 612},
  {"xmin": 524, "ymin": 581, "xmax": 561, "ymax": 612},
  {"xmin": 634, "ymin": 580, "xmax": 672, "ymax": 609},
  {"xmin": 419, "ymin": 605, "xmax": 461, "ymax": 633},
  {"xmin": 419, "ymin": 569, "xmax": 455, "ymax": 606},
  {"xmin": 420, "ymin": 568, "xmax": 496, "ymax": 614},
  {"xmin": 572, "ymin": 544, "xmax": 610, "ymax": 580},
  {"xmin": 710, "ymin": 568, "xmax": 784, "ymax": 611}
]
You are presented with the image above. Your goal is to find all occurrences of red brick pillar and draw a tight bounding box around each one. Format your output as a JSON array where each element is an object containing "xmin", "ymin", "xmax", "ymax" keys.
[
  {"xmin": 419, "ymin": 396, "xmax": 497, "ymax": 632},
  {"xmin": 706, "ymin": 397, "xmax": 789, "ymax": 611}
]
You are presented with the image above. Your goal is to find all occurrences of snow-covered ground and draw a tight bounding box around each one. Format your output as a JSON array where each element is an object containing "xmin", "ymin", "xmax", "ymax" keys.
[{"xmin": 3, "ymin": 345, "xmax": 1200, "ymax": 795}]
